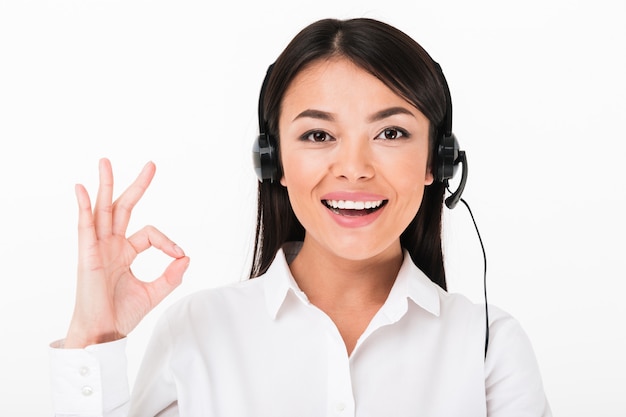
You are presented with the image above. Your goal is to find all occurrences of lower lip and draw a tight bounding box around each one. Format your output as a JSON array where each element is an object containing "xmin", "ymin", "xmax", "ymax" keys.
[{"xmin": 324, "ymin": 204, "xmax": 386, "ymax": 228}]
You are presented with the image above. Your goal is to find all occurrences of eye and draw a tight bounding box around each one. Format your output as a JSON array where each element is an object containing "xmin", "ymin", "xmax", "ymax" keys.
[
  {"xmin": 376, "ymin": 127, "xmax": 409, "ymax": 140},
  {"xmin": 302, "ymin": 130, "xmax": 333, "ymax": 142}
]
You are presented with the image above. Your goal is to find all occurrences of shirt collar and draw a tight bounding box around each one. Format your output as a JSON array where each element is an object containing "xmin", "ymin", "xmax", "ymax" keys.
[
  {"xmin": 263, "ymin": 243, "xmax": 441, "ymax": 320},
  {"xmin": 379, "ymin": 251, "xmax": 441, "ymax": 322},
  {"xmin": 263, "ymin": 243, "xmax": 310, "ymax": 320}
]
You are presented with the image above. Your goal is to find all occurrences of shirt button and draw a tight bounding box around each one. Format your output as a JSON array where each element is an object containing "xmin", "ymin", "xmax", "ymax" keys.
[
  {"xmin": 79, "ymin": 366, "xmax": 90, "ymax": 377},
  {"xmin": 335, "ymin": 402, "xmax": 346, "ymax": 412},
  {"xmin": 81, "ymin": 386, "xmax": 94, "ymax": 397}
]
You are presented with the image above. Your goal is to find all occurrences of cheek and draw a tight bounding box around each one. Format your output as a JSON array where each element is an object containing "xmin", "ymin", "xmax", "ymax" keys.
[
  {"xmin": 280, "ymin": 168, "xmax": 321, "ymax": 232},
  {"xmin": 280, "ymin": 146, "xmax": 327, "ymax": 187},
  {"xmin": 279, "ymin": 153, "xmax": 301, "ymax": 188},
  {"xmin": 279, "ymin": 152, "xmax": 322, "ymax": 207},
  {"xmin": 390, "ymin": 153, "xmax": 432, "ymax": 188}
]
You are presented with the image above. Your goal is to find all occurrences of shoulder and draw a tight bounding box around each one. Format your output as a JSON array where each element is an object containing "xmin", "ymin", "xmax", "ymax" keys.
[
  {"xmin": 434, "ymin": 286, "xmax": 518, "ymax": 326},
  {"xmin": 484, "ymin": 303, "xmax": 539, "ymax": 362},
  {"xmin": 151, "ymin": 278, "xmax": 270, "ymax": 345},
  {"xmin": 164, "ymin": 277, "xmax": 267, "ymax": 320},
  {"xmin": 484, "ymin": 307, "xmax": 551, "ymax": 414},
  {"xmin": 434, "ymin": 287, "xmax": 490, "ymax": 325},
  {"xmin": 438, "ymin": 290, "xmax": 527, "ymax": 345},
  {"xmin": 437, "ymin": 291, "xmax": 551, "ymax": 413},
  {"xmin": 431, "ymin": 282, "xmax": 539, "ymax": 363}
]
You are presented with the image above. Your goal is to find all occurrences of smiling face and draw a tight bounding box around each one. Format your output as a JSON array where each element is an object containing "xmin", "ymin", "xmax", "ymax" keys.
[{"xmin": 278, "ymin": 57, "xmax": 434, "ymax": 262}]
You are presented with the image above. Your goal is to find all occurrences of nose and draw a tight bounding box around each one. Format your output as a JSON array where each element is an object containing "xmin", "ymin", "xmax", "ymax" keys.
[{"xmin": 330, "ymin": 137, "xmax": 375, "ymax": 182}]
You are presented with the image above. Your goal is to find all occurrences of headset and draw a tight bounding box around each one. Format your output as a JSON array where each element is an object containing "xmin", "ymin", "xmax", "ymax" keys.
[{"xmin": 252, "ymin": 60, "xmax": 489, "ymax": 358}]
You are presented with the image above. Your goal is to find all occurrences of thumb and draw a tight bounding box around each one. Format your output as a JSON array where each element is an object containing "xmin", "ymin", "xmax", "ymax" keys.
[{"xmin": 146, "ymin": 256, "xmax": 190, "ymax": 308}]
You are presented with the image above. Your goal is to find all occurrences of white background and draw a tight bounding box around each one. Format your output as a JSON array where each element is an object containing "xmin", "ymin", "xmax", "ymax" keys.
[{"xmin": 1, "ymin": 0, "xmax": 625, "ymax": 415}]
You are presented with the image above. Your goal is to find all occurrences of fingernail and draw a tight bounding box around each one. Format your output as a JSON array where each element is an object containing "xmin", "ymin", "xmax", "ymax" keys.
[{"xmin": 174, "ymin": 245, "xmax": 185, "ymax": 257}]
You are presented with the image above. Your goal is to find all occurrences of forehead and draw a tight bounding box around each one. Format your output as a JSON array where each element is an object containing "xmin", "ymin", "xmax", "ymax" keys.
[{"xmin": 280, "ymin": 57, "xmax": 416, "ymax": 117}]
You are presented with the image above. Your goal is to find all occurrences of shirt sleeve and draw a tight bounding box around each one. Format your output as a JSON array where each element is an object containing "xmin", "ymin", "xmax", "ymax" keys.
[
  {"xmin": 48, "ymin": 338, "xmax": 130, "ymax": 417},
  {"xmin": 49, "ymin": 315, "xmax": 180, "ymax": 417},
  {"xmin": 127, "ymin": 315, "xmax": 179, "ymax": 417},
  {"xmin": 485, "ymin": 307, "xmax": 552, "ymax": 417}
]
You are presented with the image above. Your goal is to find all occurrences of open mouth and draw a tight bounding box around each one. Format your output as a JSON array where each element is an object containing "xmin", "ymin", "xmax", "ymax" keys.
[{"xmin": 322, "ymin": 199, "xmax": 388, "ymax": 217}]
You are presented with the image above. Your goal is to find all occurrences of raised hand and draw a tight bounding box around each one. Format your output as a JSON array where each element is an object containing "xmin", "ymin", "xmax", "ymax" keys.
[{"xmin": 64, "ymin": 158, "xmax": 189, "ymax": 349}]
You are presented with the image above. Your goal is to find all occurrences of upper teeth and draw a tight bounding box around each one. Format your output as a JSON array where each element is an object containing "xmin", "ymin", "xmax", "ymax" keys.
[{"xmin": 325, "ymin": 200, "xmax": 384, "ymax": 210}]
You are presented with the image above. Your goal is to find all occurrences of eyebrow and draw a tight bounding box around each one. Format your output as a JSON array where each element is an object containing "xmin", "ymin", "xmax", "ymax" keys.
[
  {"xmin": 367, "ymin": 106, "xmax": 416, "ymax": 122},
  {"xmin": 292, "ymin": 106, "xmax": 415, "ymax": 123},
  {"xmin": 293, "ymin": 109, "xmax": 335, "ymax": 122}
]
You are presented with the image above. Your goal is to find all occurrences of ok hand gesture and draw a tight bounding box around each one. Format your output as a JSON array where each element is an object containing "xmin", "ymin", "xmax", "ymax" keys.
[{"xmin": 65, "ymin": 159, "xmax": 189, "ymax": 349}]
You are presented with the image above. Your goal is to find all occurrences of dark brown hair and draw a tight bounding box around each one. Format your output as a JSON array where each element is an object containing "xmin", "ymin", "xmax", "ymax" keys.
[{"xmin": 249, "ymin": 18, "xmax": 448, "ymax": 290}]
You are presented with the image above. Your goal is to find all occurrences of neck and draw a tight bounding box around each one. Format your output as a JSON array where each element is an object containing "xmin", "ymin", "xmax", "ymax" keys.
[{"xmin": 288, "ymin": 237, "xmax": 403, "ymax": 309}]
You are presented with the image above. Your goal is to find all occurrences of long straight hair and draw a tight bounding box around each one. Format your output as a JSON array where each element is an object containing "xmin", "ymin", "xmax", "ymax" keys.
[{"xmin": 249, "ymin": 18, "xmax": 448, "ymax": 290}]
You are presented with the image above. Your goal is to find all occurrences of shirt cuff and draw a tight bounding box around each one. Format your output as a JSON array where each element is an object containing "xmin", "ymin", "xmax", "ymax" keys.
[{"xmin": 49, "ymin": 338, "xmax": 130, "ymax": 415}]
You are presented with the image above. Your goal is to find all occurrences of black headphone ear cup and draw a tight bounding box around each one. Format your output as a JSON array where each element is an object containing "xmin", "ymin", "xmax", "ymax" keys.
[
  {"xmin": 254, "ymin": 64, "xmax": 279, "ymax": 183},
  {"xmin": 252, "ymin": 133, "xmax": 279, "ymax": 182},
  {"xmin": 436, "ymin": 133, "xmax": 460, "ymax": 182}
]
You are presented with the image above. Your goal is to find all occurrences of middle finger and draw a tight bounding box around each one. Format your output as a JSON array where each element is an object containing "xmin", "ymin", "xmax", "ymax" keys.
[
  {"xmin": 93, "ymin": 158, "xmax": 114, "ymax": 238},
  {"xmin": 111, "ymin": 161, "xmax": 156, "ymax": 236}
]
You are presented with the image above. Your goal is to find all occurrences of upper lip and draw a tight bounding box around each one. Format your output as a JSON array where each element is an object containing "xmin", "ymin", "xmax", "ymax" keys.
[{"xmin": 321, "ymin": 191, "xmax": 388, "ymax": 202}]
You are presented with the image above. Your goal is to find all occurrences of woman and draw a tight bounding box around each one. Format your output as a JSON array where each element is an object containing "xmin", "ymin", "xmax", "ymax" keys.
[{"xmin": 50, "ymin": 18, "xmax": 551, "ymax": 416}]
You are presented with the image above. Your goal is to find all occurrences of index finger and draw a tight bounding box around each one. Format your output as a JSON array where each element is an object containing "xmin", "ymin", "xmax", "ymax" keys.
[{"xmin": 111, "ymin": 161, "xmax": 156, "ymax": 236}]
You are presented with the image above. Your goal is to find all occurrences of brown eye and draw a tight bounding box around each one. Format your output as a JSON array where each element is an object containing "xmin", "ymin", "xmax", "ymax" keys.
[
  {"xmin": 303, "ymin": 131, "xmax": 332, "ymax": 142},
  {"xmin": 375, "ymin": 127, "xmax": 409, "ymax": 140},
  {"xmin": 385, "ymin": 129, "xmax": 399, "ymax": 139}
]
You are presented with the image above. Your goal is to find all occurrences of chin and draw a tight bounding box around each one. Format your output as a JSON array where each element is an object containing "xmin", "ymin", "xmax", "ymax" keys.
[{"xmin": 317, "ymin": 237, "xmax": 403, "ymax": 263}]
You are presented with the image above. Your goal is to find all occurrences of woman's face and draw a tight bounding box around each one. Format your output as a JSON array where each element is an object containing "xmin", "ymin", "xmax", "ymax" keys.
[{"xmin": 278, "ymin": 57, "xmax": 434, "ymax": 262}]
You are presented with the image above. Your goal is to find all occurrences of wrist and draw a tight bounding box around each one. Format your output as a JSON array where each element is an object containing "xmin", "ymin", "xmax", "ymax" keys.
[{"xmin": 65, "ymin": 324, "xmax": 124, "ymax": 349}]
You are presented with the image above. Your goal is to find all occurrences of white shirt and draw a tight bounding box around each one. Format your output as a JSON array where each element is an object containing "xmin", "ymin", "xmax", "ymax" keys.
[{"xmin": 49, "ymin": 244, "xmax": 551, "ymax": 416}]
